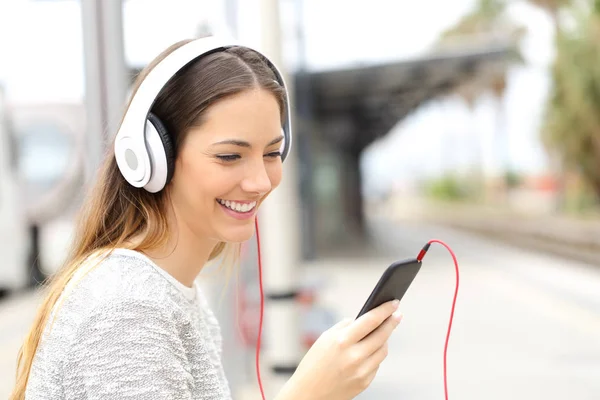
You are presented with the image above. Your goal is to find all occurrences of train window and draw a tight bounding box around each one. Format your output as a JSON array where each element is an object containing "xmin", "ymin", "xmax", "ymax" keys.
[{"xmin": 16, "ymin": 121, "xmax": 73, "ymax": 195}]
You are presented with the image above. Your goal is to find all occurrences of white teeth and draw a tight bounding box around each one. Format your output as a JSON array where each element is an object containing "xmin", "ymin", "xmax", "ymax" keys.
[{"xmin": 218, "ymin": 199, "xmax": 257, "ymax": 213}]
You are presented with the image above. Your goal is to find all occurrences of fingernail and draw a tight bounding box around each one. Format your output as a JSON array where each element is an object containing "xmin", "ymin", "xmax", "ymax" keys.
[
  {"xmin": 393, "ymin": 309, "xmax": 403, "ymax": 322},
  {"xmin": 392, "ymin": 299, "xmax": 400, "ymax": 309}
]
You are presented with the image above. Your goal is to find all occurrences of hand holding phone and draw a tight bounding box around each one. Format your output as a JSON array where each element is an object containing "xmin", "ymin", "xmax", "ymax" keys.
[
  {"xmin": 356, "ymin": 258, "xmax": 422, "ymax": 319},
  {"xmin": 281, "ymin": 300, "xmax": 402, "ymax": 400}
]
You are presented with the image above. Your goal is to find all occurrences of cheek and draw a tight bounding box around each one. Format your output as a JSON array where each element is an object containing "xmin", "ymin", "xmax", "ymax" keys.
[
  {"xmin": 193, "ymin": 167, "xmax": 236, "ymax": 202},
  {"xmin": 268, "ymin": 162, "xmax": 283, "ymax": 189},
  {"xmin": 174, "ymin": 159, "xmax": 225, "ymax": 210}
]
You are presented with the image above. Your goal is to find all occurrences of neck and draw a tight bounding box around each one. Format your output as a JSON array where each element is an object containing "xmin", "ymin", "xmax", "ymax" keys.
[{"xmin": 142, "ymin": 203, "xmax": 218, "ymax": 288}]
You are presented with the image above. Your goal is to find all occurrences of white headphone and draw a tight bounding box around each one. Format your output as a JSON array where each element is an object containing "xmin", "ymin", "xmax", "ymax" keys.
[{"xmin": 114, "ymin": 36, "xmax": 293, "ymax": 193}]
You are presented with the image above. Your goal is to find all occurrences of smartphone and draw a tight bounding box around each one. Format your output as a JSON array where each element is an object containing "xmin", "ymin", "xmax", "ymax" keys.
[{"xmin": 356, "ymin": 258, "xmax": 422, "ymax": 319}]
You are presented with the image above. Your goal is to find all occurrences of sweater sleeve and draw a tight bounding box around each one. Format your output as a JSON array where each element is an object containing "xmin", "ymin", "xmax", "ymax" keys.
[{"xmin": 62, "ymin": 298, "xmax": 193, "ymax": 400}]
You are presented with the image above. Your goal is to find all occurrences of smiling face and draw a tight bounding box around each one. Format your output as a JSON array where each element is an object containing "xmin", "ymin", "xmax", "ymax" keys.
[{"xmin": 168, "ymin": 88, "xmax": 284, "ymax": 243}]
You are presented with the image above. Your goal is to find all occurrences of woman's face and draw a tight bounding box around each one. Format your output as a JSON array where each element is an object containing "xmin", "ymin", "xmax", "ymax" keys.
[{"xmin": 169, "ymin": 88, "xmax": 284, "ymax": 243}]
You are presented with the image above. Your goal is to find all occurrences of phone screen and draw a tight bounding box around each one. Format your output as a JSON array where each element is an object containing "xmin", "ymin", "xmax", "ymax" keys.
[{"xmin": 356, "ymin": 258, "xmax": 422, "ymax": 319}]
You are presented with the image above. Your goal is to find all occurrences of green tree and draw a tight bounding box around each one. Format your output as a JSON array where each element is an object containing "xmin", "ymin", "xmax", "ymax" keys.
[
  {"xmin": 438, "ymin": 0, "xmax": 525, "ymax": 106},
  {"xmin": 526, "ymin": 0, "xmax": 571, "ymax": 30},
  {"xmin": 439, "ymin": 0, "xmax": 600, "ymax": 203},
  {"xmin": 541, "ymin": 1, "xmax": 600, "ymax": 198},
  {"xmin": 436, "ymin": 0, "xmax": 524, "ymax": 198}
]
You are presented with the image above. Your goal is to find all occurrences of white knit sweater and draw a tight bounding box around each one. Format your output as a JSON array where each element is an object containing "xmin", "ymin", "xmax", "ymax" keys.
[{"xmin": 25, "ymin": 248, "xmax": 232, "ymax": 399}]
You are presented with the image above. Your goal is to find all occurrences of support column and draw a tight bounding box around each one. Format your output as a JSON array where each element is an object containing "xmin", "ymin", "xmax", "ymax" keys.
[
  {"xmin": 342, "ymin": 149, "xmax": 366, "ymax": 239},
  {"xmin": 256, "ymin": 0, "xmax": 303, "ymax": 397},
  {"xmin": 81, "ymin": 0, "xmax": 127, "ymax": 184}
]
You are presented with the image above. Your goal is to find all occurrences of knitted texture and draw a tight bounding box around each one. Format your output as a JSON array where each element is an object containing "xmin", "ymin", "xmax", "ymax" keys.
[{"xmin": 26, "ymin": 249, "xmax": 231, "ymax": 399}]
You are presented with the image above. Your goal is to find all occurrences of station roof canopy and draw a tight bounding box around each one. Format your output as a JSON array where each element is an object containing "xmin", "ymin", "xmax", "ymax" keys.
[{"xmin": 297, "ymin": 40, "xmax": 517, "ymax": 150}]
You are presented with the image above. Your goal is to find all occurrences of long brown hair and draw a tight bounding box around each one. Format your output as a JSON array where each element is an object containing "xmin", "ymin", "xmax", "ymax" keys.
[{"xmin": 11, "ymin": 39, "xmax": 287, "ymax": 399}]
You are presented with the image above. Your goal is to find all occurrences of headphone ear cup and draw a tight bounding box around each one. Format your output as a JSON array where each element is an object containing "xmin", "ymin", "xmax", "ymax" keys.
[
  {"xmin": 147, "ymin": 113, "xmax": 176, "ymax": 183},
  {"xmin": 143, "ymin": 112, "xmax": 176, "ymax": 193}
]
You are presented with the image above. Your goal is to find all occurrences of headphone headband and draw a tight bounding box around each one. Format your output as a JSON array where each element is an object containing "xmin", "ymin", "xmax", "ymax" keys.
[{"xmin": 114, "ymin": 36, "xmax": 292, "ymax": 190}]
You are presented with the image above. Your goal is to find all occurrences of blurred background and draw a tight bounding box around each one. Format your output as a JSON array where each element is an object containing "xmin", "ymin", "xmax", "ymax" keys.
[{"xmin": 1, "ymin": 0, "xmax": 600, "ymax": 399}]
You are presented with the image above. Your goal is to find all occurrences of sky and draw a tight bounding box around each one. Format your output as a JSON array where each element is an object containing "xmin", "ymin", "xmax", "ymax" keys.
[
  {"xmin": 0, "ymin": 0, "xmax": 556, "ymax": 192},
  {"xmin": 0, "ymin": 0, "xmax": 482, "ymax": 102}
]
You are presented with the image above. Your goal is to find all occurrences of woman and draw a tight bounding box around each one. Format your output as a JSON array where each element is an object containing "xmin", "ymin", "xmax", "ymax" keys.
[{"xmin": 12, "ymin": 37, "xmax": 403, "ymax": 400}]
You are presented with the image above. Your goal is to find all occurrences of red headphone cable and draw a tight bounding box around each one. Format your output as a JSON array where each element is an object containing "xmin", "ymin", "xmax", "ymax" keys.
[
  {"xmin": 254, "ymin": 221, "xmax": 459, "ymax": 400},
  {"xmin": 254, "ymin": 217, "xmax": 267, "ymax": 400},
  {"xmin": 417, "ymin": 239, "xmax": 460, "ymax": 400}
]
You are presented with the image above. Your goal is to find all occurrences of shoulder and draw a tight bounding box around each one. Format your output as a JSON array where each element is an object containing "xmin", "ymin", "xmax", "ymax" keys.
[
  {"xmin": 44, "ymin": 249, "xmax": 196, "ymax": 343},
  {"xmin": 63, "ymin": 248, "xmax": 188, "ymax": 313},
  {"xmin": 71, "ymin": 295, "xmax": 186, "ymax": 352},
  {"xmin": 63, "ymin": 277, "xmax": 193, "ymax": 372}
]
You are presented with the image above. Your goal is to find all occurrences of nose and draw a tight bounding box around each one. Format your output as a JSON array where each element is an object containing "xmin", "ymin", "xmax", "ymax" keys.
[{"xmin": 241, "ymin": 160, "xmax": 272, "ymax": 195}]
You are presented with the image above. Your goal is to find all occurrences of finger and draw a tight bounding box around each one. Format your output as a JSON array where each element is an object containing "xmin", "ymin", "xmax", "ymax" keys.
[
  {"xmin": 358, "ymin": 311, "xmax": 402, "ymax": 356},
  {"xmin": 356, "ymin": 359, "xmax": 381, "ymax": 391},
  {"xmin": 333, "ymin": 318, "xmax": 353, "ymax": 330},
  {"xmin": 361, "ymin": 342, "xmax": 389, "ymax": 375},
  {"xmin": 345, "ymin": 300, "xmax": 399, "ymax": 343}
]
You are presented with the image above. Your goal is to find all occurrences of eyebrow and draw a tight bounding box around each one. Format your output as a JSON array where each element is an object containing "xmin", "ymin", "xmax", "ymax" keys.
[{"xmin": 211, "ymin": 135, "xmax": 284, "ymax": 148}]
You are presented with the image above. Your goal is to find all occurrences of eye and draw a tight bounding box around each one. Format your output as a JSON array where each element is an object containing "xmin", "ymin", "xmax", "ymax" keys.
[
  {"xmin": 265, "ymin": 151, "xmax": 281, "ymax": 159},
  {"xmin": 216, "ymin": 154, "xmax": 240, "ymax": 162}
]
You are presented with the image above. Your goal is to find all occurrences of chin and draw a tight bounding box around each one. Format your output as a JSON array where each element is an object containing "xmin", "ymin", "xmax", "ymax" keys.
[{"xmin": 218, "ymin": 223, "xmax": 257, "ymax": 243}]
